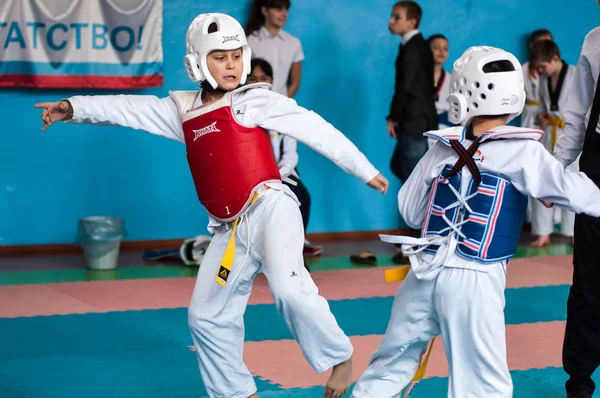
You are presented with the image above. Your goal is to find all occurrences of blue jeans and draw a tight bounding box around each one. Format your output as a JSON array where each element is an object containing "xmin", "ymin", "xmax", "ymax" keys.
[{"xmin": 390, "ymin": 133, "xmax": 429, "ymax": 182}]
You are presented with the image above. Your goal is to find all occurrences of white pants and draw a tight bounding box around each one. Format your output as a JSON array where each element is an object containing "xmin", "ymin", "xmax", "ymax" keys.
[
  {"xmin": 188, "ymin": 188, "xmax": 352, "ymax": 398},
  {"xmin": 351, "ymin": 263, "xmax": 512, "ymax": 398},
  {"xmin": 526, "ymin": 197, "xmax": 533, "ymax": 223},
  {"xmin": 531, "ymin": 199, "xmax": 575, "ymax": 237}
]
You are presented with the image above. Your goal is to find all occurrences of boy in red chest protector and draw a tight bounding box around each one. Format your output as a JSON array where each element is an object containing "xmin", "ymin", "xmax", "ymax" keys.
[{"xmin": 35, "ymin": 12, "xmax": 388, "ymax": 398}]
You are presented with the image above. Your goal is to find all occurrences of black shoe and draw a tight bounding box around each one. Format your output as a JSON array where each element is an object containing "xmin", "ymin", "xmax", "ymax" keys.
[
  {"xmin": 392, "ymin": 251, "xmax": 410, "ymax": 265},
  {"xmin": 567, "ymin": 391, "xmax": 592, "ymax": 398}
]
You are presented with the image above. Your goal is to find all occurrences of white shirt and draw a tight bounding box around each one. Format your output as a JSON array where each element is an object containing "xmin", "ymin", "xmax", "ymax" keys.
[
  {"xmin": 247, "ymin": 27, "xmax": 304, "ymax": 96},
  {"xmin": 270, "ymin": 132, "xmax": 299, "ymax": 178},
  {"xmin": 538, "ymin": 64, "xmax": 577, "ymax": 152},
  {"xmin": 399, "ymin": 126, "xmax": 600, "ymax": 272},
  {"xmin": 65, "ymin": 87, "xmax": 379, "ymax": 230},
  {"xmin": 521, "ymin": 61, "xmax": 543, "ymax": 129},
  {"xmin": 427, "ymin": 69, "xmax": 452, "ymax": 149},
  {"xmin": 435, "ymin": 69, "xmax": 451, "ymax": 126},
  {"xmin": 401, "ymin": 29, "xmax": 419, "ymax": 45},
  {"xmin": 554, "ymin": 26, "xmax": 600, "ymax": 168}
]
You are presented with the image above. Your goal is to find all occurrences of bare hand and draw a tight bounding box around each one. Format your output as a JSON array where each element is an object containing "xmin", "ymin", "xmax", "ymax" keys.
[
  {"xmin": 537, "ymin": 112, "xmax": 549, "ymax": 129},
  {"xmin": 387, "ymin": 120, "xmax": 398, "ymax": 138},
  {"xmin": 34, "ymin": 100, "xmax": 73, "ymax": 131},
  {"xmin": 540, "ymin": 199, "xmax": 554, "ymax": 208},
  {"xmin": 367, "ymin": 173, "xmax": 389, "ymax": 194}
]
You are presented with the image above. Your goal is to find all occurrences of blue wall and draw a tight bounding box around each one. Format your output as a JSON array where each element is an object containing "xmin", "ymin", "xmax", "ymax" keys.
[{"xmin": 1, "ymin": 0, "xmax": 599, "ymax": 245}]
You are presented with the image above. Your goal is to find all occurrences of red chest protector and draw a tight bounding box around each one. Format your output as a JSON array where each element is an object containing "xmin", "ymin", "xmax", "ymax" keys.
[{"xmin": 170, "ymin": 85, "xmax": 281, "ymax": 222}]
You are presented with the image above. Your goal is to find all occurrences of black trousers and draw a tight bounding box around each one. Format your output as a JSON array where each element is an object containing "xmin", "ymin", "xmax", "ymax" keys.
[
  {"xmin": 283, "ymin": 175, "xmax": 311, "ymax": 234},
  {"xmin": 563, "ymin": 213, "xmax": 600, "ymax": 394},
  {"xmin": 282, "ymin": 174, "xmax": 312, "ymax": 272}
]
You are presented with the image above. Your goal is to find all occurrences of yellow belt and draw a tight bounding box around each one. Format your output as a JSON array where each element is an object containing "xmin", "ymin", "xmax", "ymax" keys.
[
  {"xmin": 525, "ymin": 99, "xmax": 541, "ymax": 106},
  {"xmin": 216, "ymin": 191, "xmax": 260, "ymax": 286},
  {"xmin": 547, "ymin": 115, "xmax": 565, "ymax": 150},
  {"xmin": 384, "ymin": 266, "xmax": 437, "ymax": 397}
]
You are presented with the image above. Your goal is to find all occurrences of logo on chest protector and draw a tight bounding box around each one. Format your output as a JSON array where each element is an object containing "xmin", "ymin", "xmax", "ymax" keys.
[
  {"xmin": 222, "ymin": 35, "xmax": 239, "ymax": 43},
  {"xmin": 193, "ymin": 121, "xmax": 221, "ymax": 142},
  {"xmin": 473, "ymin": 150, "xmax": 485, "ymax": 163}
]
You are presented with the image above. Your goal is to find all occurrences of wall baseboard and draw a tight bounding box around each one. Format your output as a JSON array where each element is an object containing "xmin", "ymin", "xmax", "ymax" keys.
[
  {"xmin": 306, "ymin": 229, "xmax": 409, "ymax": 241},
  {"xmin": 0, "ymin": 229, "xmax": 410, "ymax": 256},
  {"xmin": 0, "ymin": 224, "xmax": 535, "ymax": 257}
]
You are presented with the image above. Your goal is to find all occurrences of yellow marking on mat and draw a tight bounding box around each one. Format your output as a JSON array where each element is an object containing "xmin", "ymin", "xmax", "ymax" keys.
[
  {"xmin": 404, "ymin": 338, "xmax": 437, "ymax": 397},
  {"xmin": 384, "ymin": 266, "xmax": 410, "ymax": 283}
]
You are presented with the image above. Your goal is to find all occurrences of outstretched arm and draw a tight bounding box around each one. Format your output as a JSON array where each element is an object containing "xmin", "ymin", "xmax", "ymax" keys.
[
  {"xmin": 238, "ymin": 89, "xmax": 388, "ymax": 193},
  {"xmin": 517, "ymin": 141, "xmax": 600, "ymax": 217},
  {"xmin": 35, "ymin": 94, "xmax": 185, "ymax": 143}
]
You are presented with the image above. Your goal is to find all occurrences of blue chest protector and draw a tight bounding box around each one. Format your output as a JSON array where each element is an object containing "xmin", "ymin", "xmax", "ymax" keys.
[{"xmin": 422, "ymin": 165, "xmax": 528, "ymax": 263}]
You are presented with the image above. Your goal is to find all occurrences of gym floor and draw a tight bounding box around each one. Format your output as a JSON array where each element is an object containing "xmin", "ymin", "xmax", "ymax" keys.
[{"xmin": 0, "ymin": 232, "xmax": 592, "ymax": 397}]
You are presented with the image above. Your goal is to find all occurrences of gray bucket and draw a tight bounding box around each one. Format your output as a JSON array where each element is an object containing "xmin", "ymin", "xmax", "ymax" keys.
[{"xmin": 78, "ymin": 216, "xmax": 126, "ymax": 270}]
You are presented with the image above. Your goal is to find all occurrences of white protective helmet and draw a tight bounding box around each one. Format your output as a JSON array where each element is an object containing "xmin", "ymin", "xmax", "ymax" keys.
[
  {"xmin": 183, "ymin": 13, "xmax": 251, "ymax": 89},
  {"xmin": 447, "ymin": 46, "xmax": 525, "ymax": 126}
]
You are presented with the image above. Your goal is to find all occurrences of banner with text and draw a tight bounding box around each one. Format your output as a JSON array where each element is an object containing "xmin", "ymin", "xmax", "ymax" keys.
[{"xmin": 0, "ymin": 0, "xmax": 163, "ymax": 89}]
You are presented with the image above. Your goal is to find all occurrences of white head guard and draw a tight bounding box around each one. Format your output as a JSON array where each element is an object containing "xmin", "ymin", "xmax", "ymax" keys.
[
  {"xmin": 183, "ymin": 13, "xmax": 251, "ymax": 89},
  {"xmin": 179, "ymin": 235, "xmax": 212, "ymax": 266},
  {"xmin": 448, "ymin": 46, "xmax": 525, "ymax": 126}
]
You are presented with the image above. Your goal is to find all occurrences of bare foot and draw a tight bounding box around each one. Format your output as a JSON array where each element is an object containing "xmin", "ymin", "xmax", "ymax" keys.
[
  {"xmin": 324, "ymin": 357, "xmax": 352, "ymax": 398},
  {"xmin": 531, "ymin": 234, "xmax": 551, "ymax": 247}
]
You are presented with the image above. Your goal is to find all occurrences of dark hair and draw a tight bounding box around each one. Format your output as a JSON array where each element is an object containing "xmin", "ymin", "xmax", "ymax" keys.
[
  {"xmin": 427, "ymin": 34, "xmax": 447, "ymax": 46},
  {"xmin": 527, "ymin": 29, "xmax": 552, "ymax": 76},
  {"xmin": 250, "ymin": 58, "xmax": 274, "ymax": 78},
  {"xmin": 530, "ymin": 39, "xmax": 560, "ymax": 65},
  {"xmin": 246, "ymin": 0, "xmax": 291, "ymax": 36},
  {"xmin": 393, "ymin": 1, "xmax": 422, "ymax": 28},
  {"xmin": 474, "ymin": 114, "xmax": 511, "ymax": 122},
  {"xmin": 529, "ymin": 28, "xmax": 553, "ymax": 47}
]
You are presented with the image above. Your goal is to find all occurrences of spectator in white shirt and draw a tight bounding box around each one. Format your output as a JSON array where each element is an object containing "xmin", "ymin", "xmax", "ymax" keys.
[{"xmin": 246, "ymin": 0, "xmax": 304, "ymax": 98}]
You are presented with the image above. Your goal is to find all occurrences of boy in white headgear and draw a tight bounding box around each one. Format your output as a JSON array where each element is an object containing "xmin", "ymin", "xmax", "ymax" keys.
[
  {"xmin": 350, "ymin": 46, "xmax": 600, "ymax": 398},
  {"xmin": 34, "ymin": 12, "xmax": 389, "ymax": 398}
]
